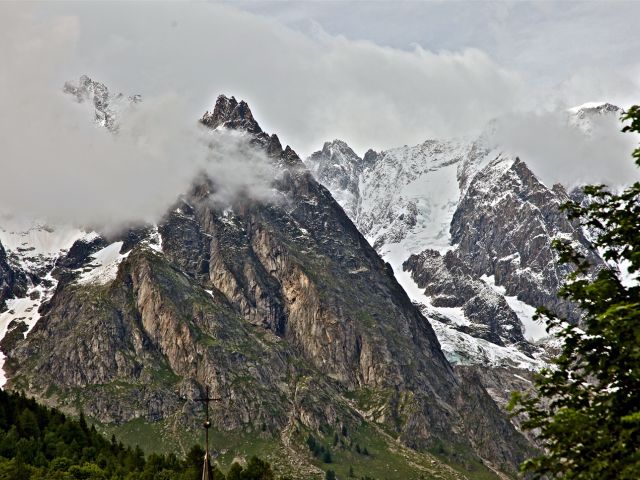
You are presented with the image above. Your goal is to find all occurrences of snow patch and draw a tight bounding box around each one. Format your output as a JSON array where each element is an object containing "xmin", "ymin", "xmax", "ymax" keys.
[
  {"xmin": 358, "ymin": 140, "xmax": 466, "ymax": 256},
  {"xmin": 481, "ymin": 274, "xmax": 548, "ymax": 342},
  {"xmin": 0, "ymin": 220, "xmax": 84, "ymax": 256},
  {"xmin": 567, "ymin": 101, "xmax": 608, "ymax": 113},
  {"xmin": 144, "ymin": 225, "xmax": 163, "ymax": 253},
  {"xmin": 76, "ymin": 242, "xmax": 129, "ymax": 285},
  {"xmin": 617, "ymin": 260, "xmax": 638, "ymax": 288},
  {"xmin": 0, "ymin": 219, "xmax": 87, "ymax": 275}
]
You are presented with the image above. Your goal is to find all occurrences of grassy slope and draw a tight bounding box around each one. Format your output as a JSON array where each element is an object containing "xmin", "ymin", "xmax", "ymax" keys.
[{"xmin": 96, "ymin": 414, "xmax": 503, "ymax": 480}]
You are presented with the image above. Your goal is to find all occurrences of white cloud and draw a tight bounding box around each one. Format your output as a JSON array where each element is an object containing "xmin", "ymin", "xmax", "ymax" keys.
[
  {"xmin": 0, "ymin": 3, "xmax": 276, "ymax": 230},
  {"xmin": 233, "ymin": 1, "xmax": 640, "ymax": 108},
  {"xmin": 37, "ymin": 2, "xmax": 528, "ymax": 155},
  {"xmin": 1, "ymin": 0, "xmax": 638, "ymax": 232},
  {"xmin": 489, "ymin": 108, "xmax": 639, "ymax": 189}
]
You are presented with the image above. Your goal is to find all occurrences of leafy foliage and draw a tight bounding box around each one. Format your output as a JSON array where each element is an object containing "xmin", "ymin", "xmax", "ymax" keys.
[
  {"xmin": 0, "ymin": 389, "xmax": 276, "ymax": 479},
  {"xmin": 509, "ymin": 106, "xmax": 640, "ymax": 478}
]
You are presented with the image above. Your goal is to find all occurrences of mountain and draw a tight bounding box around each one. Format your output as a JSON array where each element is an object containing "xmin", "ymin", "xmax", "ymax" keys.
[
  {"xmin": 63, "ymin": 75, "xmax": 141, "ymax": 131},
  {"xmin": 0, "ymin": 93, "xmax": 531, "ymax": 478},
  {"xmin": 304, "ymin": 106, "xmax": 612, "ymax": 408},
  {"xmin": 568, "ymin": 102, "xmax": 622, "ymax": 134}
]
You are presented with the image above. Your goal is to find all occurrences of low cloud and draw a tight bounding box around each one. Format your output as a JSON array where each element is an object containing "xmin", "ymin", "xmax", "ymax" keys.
[
  {"xmin": 37, "ymin": 2, "xmax": 528, "ymax": 156},
  {"xmin": 0, "ymin": 4, "xmax": 275, "ymax": 230},
  {"xmin": 489, "ymin": 108, "xmax": 639, "ymax": 189},
  {"xmin": 34, "ymin": 1, "xmax": 638, "ymax": 188},
  {"xmin": 1, "ymin": 1, "xmax": 637, "ymax": 233}
]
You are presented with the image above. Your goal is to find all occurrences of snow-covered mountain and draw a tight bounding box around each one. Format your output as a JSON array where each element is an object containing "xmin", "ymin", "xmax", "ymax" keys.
[
  {"xmin": 1, "ymin": 90, "xmax": 616, "ymax": 387},
  {"xmin": 305, "ymin": 104, "xmax": 614, "ymax": 374},
  {"xmin": 0, "ymin": 220, "xmax": 89, "ymax": 383},
  {"xmin": 568, "ymin": 102, "xmax": 622, "ymax": 134},
  {"xmin": 1, "ymin": 66, "xmax": 624, "ymax": 473}
]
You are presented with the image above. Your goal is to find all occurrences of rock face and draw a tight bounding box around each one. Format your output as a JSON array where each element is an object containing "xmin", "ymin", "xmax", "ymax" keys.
[
  {"xmin": 201, "ymin": 95, "xmax": 262, "ymax": 135},
  {"xmin": 2, "ymin": 95, "xmax": 532, "ymax": 477},
  {"xmin": 306, "ymin": 140, "xmax": 364, "ymax": 219},
  {"xmin": 0, "ymin": 241, "xmax": 27, "ymax": 311},
  {"xmin": 403, "ymin": 249, "xmax": 528, "ymax": 349},
  {"xmin": 449, "ymin": 155, "xmax": 602, "ymax": 325}
]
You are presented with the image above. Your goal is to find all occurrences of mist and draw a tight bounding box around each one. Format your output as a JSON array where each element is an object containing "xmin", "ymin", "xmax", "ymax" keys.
[
  {"xmin": 0, "ymin": 4, "xmax": 275, "ymax": 231},
  {"xmin": 35, "ymin": 1, "xmax": 639, "ymax": 189},
  {"xmin": 1, "ymin": 1, "xmax": 638, "ymax": 233},
  {"xmin": 489, "ymin": 108, "xmax": 639, "ymax": 189},
  {"xmin": 38, "ymin": 2, "xmax": 528, "ymax": 156}
]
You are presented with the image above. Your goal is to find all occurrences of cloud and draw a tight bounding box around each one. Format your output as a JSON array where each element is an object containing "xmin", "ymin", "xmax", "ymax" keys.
[
  {"xmin": 37, "ymin": 2, "xmax": 528, "ymax": 156},
  {"xmin": 489, "ymin": 108, "xmax": 639, "ymax": 189},
  {"xmin": 0, "ymin": 4, "xmax": 276, "ymax": 230},
  {"xmin": 1, "ymin": 0, "xmax": 637, "ymax": 232}
]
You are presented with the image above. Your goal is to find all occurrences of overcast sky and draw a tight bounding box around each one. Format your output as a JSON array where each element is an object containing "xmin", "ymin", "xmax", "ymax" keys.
[
  {"xmin": 33, "ymin": 1, "xmax": 639, "ymax": 153},
  {"xmin": 1, "ymin": 1, "xmax": 638, "ymax": 225}
]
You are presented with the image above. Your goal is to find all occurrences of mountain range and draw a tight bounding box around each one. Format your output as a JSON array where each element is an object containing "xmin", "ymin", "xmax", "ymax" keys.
[{"xmin": 0, "ymin": 76, "xmax": 619, "ymax": 479}]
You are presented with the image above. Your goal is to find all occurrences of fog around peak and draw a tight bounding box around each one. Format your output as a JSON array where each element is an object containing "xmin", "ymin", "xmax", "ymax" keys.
[
  {"xmin": 1, "ymin": 2, "xmax": 638, "ymax": 231},
  {"xmin": 0, "ymin": 4, "xmax": 276, "ymax": 230}
]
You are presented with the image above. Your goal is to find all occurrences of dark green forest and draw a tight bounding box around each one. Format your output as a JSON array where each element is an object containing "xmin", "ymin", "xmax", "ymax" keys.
[{"xmin": 0, "ymin": 389, "xmax": 276, "ymax": 479}]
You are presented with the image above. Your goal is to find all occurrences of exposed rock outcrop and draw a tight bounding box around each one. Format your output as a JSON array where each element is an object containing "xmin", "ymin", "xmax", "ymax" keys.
[
  {"xmin": 0, "ymin": 241, "xmax": 28, "ymax": 311},
  {"xmin": 450, "ymin": 155, "xmax": 602, "ymax": 323},
  {"xmin": 63, "ymin": 75, "xmax": 141, "ymax": 131},
  {"xmin": 306, "ymin": 140, "xmax": 363, "ymax": 219},
  {"xmin": 403, "ymin": 249, "xmax": 528, "ymax": 349}
]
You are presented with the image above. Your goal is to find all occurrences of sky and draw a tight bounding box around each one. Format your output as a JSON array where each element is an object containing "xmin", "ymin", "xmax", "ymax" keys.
[
  {"xmin": 34, "ymin": 1, "xmax": 640, "ymax": 152},
  {"xmin": 1, "ymin": 1, "xmax": 639, "ymax": 226}
]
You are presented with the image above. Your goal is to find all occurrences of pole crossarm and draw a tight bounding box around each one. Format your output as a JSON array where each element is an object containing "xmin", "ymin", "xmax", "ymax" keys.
[
  {"xmin": 195, "ymin": 386, "xmax": 223, "ymax": 425},
  {"xmin": 195, "ymin": 386, "xmax": 223, "ymax": 480}
]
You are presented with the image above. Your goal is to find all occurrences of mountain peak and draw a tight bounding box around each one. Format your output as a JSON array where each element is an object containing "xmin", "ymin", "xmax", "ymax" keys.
[
  {"xmin": 568, "ymin": 101, "xmax": 622, "ymax": 135},
  {"xmin": 568, "ymin": 101, "xmax": 621, "ymax": 115},
  {"xmin": 317, "ymin": 139, "xmax": 361, "ymax": 162},
  {"xmin": 201, "ymin": 94, "xmax": 262, "ymax": 134},
  {"xmin": 63, "ymin": 75, "xmax": 141, "ymax": 131},
  {"xmin": 323, "ymin": 138, "xmax": 352, "ymax": 151}
]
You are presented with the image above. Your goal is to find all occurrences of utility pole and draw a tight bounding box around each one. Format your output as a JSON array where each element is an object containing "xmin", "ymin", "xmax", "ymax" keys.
[{"xmin": 195, "ymin": 386, "xmax": 222, "ymax": 480}]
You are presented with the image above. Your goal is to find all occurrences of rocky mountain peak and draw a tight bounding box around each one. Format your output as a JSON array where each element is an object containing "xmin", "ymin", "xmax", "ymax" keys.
[
  {"xmin": 321, "ymin": 139, "xmax": 357, "ymax": 156},
  {"xmin": 63, "ymin": 75, "xmax": 141, "ymax": 131},
  {"xmin": 201, "ymin": 94, "xmax": 262, "ymax": 134},
  {"xmin": 313, "ymin": 140, "xmax": 362, "ymax": 169},
  {"xmin": 200, "ymin": 95, "xmax": 302, "ymax": 169},
  {"xmin": 362, "ymin": 149, "xmax": 379, "ymax": 167},
  {"xmin": 305, "ymin": 139, "xmax": 364, "ymax": 218},
  {"xmin": 570, "ymin": 102, "xmax": 621, "ymax": 116}
]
